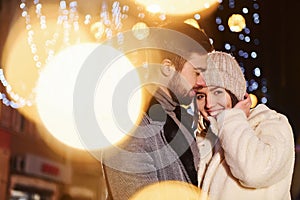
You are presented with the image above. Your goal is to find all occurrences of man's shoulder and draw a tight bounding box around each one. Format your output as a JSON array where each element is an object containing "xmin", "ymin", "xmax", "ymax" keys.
[
  {"xmin": 140, "ymin": 112, "xmax": 165, "ymax": 127},
  {"xmin": 131, "ymin": 113, "xmax": 165, "ymax": 139},
  {"xmin": 103, "ymin": 113, "xmax": 165, "ymax": 152}
]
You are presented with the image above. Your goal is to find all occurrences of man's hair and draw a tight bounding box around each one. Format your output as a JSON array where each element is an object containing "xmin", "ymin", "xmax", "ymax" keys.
[
  {"xmin": 126, "ymin": 22, "xmax": 214, "ymax": 72},
  {"xmin": 158, "ymin": 22, "xmax": 214, "ymax": 72},
  {"xmin": 162, "ymin": 22, "xmax": 214, "ymax": 53}
]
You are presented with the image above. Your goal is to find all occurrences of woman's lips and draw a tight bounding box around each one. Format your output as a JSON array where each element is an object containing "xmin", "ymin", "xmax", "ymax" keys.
[{"xmin": 207, "ymin": 109, "xmax": 223, "ymax": 117}]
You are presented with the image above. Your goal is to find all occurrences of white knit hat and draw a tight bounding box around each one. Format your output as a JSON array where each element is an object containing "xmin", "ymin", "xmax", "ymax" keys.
[{"xmin": 203, "ymin": 51, "xmax": 246, "ymax": 100}]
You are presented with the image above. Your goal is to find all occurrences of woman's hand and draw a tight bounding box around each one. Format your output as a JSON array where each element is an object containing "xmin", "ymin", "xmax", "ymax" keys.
[{"xmin": 234, "ymin": 93, "xmax": 252, "ymax": 117}]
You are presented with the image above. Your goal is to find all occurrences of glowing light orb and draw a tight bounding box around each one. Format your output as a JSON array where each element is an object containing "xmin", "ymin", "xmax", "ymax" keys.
[
  {"xmin": 136, "ymin": 0, "xmax": 219, "ymax": 15},
  {"xmin": 2, "ymin": 3, "xmax": 91, "ymax": 123},
  {"xmin": 129, "ymin": 181, "xmax": 204, "ymax": 200},
  {"xmin": 228, "ymin": 14, "xmax": 246, "ymax": 32},
  {"xmin": 36, "ymin": 43, "xmax": 143, "ymax": 150},
  {"xmin": 90, "ymin": 21, "xmax": 105, "ymax": 40},
  {"xmin": 94, "ymin": 51, "xmax": 143, "ymax": 146},
  {"xmin": 146, "ymin": 4, "xmax": 161, "ymax": 13},
  {"xmin": 184, "ymin": 19, "xmax": 201, "ymax": 30},
  {"xmin": 249, "ymin": 93, "xmax": 258, "ymax": 108},
  {"xmin": 36, "ymin": 43, "xmax": 98, "ymax": 150},
  {"xmin": 132, "ymin": 22, "xmax": 150, "ymax": 40}
]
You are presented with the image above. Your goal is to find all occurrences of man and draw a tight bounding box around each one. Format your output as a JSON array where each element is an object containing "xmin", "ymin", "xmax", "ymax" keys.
[{"xmin": 102, "ymin": 22, "xmax": 214, "ymax": 200}]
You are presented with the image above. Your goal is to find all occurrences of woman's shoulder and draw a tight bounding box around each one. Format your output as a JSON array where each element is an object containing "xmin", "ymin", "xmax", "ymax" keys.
[
  {"xmin": 250, "ymin": 104, "xmax": 284, "ymax": 119},
  {"xmin": 249, "ymin": 104, "xmax": 292, "ymax": 131}
]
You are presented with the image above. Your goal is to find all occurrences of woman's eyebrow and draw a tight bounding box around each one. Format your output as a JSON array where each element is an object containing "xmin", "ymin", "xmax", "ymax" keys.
[{"xmin": 208, "ymin": 86, "xmax": 220, "ymax": 91}]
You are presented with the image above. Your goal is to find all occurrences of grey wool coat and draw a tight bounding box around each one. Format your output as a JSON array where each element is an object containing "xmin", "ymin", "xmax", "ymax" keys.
[{"xmin": 103, "ymin": 89, "xmax": 200, "ymax": 200}]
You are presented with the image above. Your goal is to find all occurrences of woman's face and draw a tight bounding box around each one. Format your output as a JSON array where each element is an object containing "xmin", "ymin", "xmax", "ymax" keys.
[{"xmin": 196, "ymin": 86, "xmax": 232, "ymax": 119}]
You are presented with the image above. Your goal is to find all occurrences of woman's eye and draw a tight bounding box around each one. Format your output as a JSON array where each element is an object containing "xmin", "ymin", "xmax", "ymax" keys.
[
  {"xmin": 196, "ymin": 94, "xmax": 205, "ymax": 100},
  {"xmin": 214, "ymin": 90, "xmax": 224, "ymax": 95}
]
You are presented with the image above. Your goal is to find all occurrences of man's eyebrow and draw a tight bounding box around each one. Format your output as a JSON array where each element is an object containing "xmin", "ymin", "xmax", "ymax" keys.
[{"xmin": 195, "ymin": 86, "xmax": 207, "ymax": 93}]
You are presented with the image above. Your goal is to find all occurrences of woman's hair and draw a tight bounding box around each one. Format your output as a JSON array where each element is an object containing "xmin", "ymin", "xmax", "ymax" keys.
[{"xmin": 226, "ymin": 89, "xmax": 239, "ymax": 107}]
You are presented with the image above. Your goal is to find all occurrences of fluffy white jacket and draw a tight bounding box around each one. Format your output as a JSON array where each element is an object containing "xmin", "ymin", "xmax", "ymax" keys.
[{"xmin": 197, "ymin": 104, "xmax": 295, "ymax": 200}]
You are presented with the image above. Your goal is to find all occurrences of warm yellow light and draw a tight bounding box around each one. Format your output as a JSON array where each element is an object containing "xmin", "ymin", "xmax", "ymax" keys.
[
  {"xmin": 36, "ymin": 43, "xmax": 143, "ymax": 150},
  {"xmin": 2, "ymin": 3, "xmax": 91, "ymax": 123},
  {"xmin": 249, "ymin": 93, "xmax": 258, "ymax": 108},
  {"xmin": 94, "ymin": 50, "xmax": 143, "ymax": 147},
  {"xmin": 36, "ymin": 43, "xmax": 98, "ymax": 150},
  {"xmin": 130, "ymin": 181, "xmax": 204, "ymax": 200},
  {"xmin": 90, "ymin": 21, "xmax": 105, "ymax": 40},
  {"xmin": 132, "ymin": 22, "xmax": 150, "ymax": 40},
  {"xmin": 146, "ymin": 4, "xmax": 161, "ymax": 13},
  {"xmin": 228, "ymin": 14, "xmax": 246, "ymax": 32},
  {"xmin": 137, "ymin": 0, "xmax": 220, "ymax": 15},
  {"xmin": 184, "ymin": 19, "xmax": 200, "ymax": 30}
]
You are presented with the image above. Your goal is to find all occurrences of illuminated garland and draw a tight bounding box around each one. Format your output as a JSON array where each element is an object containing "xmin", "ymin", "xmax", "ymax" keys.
[{"xmin": 1, "ymin": 0, "xmax": 129, "ymax": 108}]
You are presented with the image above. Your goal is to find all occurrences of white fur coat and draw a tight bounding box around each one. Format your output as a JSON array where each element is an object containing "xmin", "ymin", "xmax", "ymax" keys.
[{"xmin": 196, "ymin": 104, "xmax": 295, "ymax": 200}]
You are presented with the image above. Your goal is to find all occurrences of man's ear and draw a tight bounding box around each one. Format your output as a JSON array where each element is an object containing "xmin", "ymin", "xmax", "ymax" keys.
[{"xmin": 161, "ymin": 59, "xmax": 175, "ymax": 77}]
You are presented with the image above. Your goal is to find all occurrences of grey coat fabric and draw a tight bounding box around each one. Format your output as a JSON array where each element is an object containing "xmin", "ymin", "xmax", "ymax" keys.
[{"xmin": 103, "ymin": 89, "xmax": 200, "ymax": 200}]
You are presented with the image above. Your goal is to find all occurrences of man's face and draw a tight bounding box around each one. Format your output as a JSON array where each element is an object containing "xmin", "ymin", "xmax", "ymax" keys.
[{"xmin": 168, "ymin": 53, "xmax": 207, "ymax": 105}]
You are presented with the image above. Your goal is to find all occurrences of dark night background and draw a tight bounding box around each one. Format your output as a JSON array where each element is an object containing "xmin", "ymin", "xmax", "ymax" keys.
[
  {"xmin": 266, "ymin": 0, "xmax": 300, "ymax": 141},
  {"xmin": 261, "ymin": 0, "xmax": 300, "ymax": 141}
]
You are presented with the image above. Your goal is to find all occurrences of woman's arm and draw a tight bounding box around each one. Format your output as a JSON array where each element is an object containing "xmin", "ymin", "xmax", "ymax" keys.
[{"xmin": 214, "ymin": 105, "xmax": 295, "ymax": 188}]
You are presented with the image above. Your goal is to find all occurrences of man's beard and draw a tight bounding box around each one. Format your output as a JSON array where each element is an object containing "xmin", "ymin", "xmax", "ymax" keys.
[{"xmin": 168, "ymin": 73, "xmax": 193, "ymax": 105}]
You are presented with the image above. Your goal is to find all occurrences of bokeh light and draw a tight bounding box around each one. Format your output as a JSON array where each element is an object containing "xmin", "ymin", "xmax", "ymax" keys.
[
  {"xmin": 36, "ymin": 43, "xmax": 143, "ymax": 150},
  {"xmin": 136, "ymin": 0, "xmax": 219, "ymax": 15},
  {"xmin": 184, "ymin": 18, "xmax": 200, "ymax": 30},
  {"xmin": 129, "ymin": 181, "xmax": 204, "ymax": 200},
  {"xmin": 36, "ymin": 43, "xmax": 99, "ymax": 150},
  {"xmin": 215, "ymin": 0, "xmax": 266, "ymax": 104},
  {"xmin": 132, "ymin": 22, "xmax": 150, "ymax": 40},
  {"xmin": 2, "ymin": 2, "xmax": 91, "ymax": 122},
  {"xmin": 249, "ymin": 93, "xmax": 258, "ymax": 108},
  {"xmin": 228, "ymin": 14, "xmax": 246, "ymax": 32}
]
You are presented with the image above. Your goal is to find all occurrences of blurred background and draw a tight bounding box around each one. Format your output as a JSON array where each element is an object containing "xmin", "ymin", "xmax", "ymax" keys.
[{"xmin": 0, "ymin": 0, "xmax": 299, "ymax": 199}]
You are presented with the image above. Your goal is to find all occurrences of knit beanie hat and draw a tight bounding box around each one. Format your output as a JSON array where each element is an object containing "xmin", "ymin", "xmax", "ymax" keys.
[{"xmin": 203, "ymin": 51, "xmax": 246, "ymax": 100}]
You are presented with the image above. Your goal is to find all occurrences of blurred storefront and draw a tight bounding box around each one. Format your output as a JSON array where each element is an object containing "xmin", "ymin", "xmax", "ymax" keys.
[
  {"xmin": 0, "ymin": 130, "xmax": 11, "ymax": 200},
  {"xmin": 0, "ymin": 105, "xmax": 106, "ymax": 200}
]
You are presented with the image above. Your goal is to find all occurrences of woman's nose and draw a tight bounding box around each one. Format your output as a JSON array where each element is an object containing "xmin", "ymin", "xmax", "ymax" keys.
[{"xmin": 205, "ymin": 93, "xmax": 215, "ymax": 109}]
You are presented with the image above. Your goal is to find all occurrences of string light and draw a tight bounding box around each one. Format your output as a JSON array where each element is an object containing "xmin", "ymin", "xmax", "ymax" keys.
[
  {"xmin": 3, "ymin": 0, "xmax": 220, "ymax": 109},
  {"xmin": 1, "ymin": 0, "xmax": 130, "ymax": 108},
  {"xmin": 215, "ymin": 0, "xmax": 267, "ymax": 105},
  {"xmin": 0, "ymin": 69, "xmax": 33, "ymax": 108}
]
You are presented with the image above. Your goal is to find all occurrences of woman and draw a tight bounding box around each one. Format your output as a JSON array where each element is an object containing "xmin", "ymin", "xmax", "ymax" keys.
[{"xmin": 195, "ymin": 51, "xmax": 295, "ymax": 200}]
